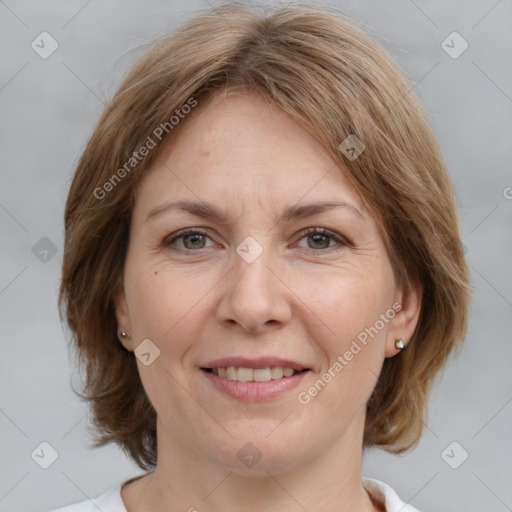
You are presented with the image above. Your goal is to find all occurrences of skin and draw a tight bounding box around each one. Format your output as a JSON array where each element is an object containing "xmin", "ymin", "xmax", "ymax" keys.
[{"xmin": 114, "ymin": 91, "xmax": 422, "ymax": 512}]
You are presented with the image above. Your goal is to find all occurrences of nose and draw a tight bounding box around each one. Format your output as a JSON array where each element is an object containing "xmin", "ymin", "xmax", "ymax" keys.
[{"xmin": 216, "ymin": 247, "xmax": 292, "ymax": 334}]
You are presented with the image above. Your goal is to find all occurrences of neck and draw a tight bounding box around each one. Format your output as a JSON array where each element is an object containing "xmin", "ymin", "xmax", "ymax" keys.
[{"xmin": 123, "ymin": 414, "xmax": 382, "ymax": 512}]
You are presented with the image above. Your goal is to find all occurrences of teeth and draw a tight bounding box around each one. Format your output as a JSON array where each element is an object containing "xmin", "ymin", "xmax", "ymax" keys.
[
  {"xmin": 270, "ymin": 367, "xmax": 284, "ymax": 379},
  {"xmin": 283, "ymin": 367, "xmax": 295, "ymax": 377},
  {"xmin": 237, "ymin": 367, "xmax": 253, "ymax": 382},
  {"xmin": 213, "ymin": 366, "xmax": 299, "ymax": 382},
  {"xmin": 253, "ymin": 368, "xmax": 272, "ymax": 382}
]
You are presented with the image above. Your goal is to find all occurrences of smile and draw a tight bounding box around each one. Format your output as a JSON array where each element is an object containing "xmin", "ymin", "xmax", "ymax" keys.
[
  {"xmin": 200, "ymin": 367, "xmax": 311, "ymax": 401},
  {"xmin": 204, "ymin": 366, "xmax": 305, "ymax": 382}
]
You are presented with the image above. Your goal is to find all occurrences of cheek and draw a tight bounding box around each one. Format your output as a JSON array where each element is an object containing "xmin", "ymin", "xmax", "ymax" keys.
[
  {"xmin": 313, "ymin": 270, "xmax": 391, "ymax": 338},
  {"xmin": 125, "ymin": 254, "xmax": 221, "ymax": 360},
  {"xmin": 294, "ymin": 276, "xmax": 390, "ymax": 420},
  {"xmin": 124, "ymin": 261, "xmax": 212, "ymax": 419},
  {"xmin": 300, "ymin": 261, "xmax": 394, "ymax": 394}
]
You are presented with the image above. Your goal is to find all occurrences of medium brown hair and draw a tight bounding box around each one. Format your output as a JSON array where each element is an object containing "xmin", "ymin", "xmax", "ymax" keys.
[{"xmin": 59, "ymin": 1, "xmax": 471, "ymax": 470}]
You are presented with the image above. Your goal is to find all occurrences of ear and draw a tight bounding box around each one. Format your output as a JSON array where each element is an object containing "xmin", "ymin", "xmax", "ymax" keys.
[
  {"xmin": 385, "ymin": 280, "xmax": 423, "ymax": 358},
  {"xmin": 113, "ymin": 286, "xmax": 134, "ymax": 351}
]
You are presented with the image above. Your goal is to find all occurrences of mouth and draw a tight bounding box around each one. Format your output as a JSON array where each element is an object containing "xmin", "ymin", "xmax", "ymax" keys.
[
  {"xmin": 199, "ymin": 358, "xmax": 312, "ymax": 400},
  {"xmin": 201, "ymin": 366, "xmax": 309, "ymax": 382}
]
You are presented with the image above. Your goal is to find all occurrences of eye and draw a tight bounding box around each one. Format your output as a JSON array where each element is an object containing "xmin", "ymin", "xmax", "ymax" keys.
[
  {"xmin": 164, "ymin": 228, "xmax": 214, "ymax": 251},
  {"xmin": 296, "ymin": 227, "xmax": 347, "ymax": 252},
  {"xmin": 163, "ymin": 227, "xmax": 347, "ymax": 254}
]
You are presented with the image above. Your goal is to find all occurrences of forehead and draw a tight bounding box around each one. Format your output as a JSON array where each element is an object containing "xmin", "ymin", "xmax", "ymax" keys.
[{"xmin": 133, "ymin": 92, "xmax": 367, "ymax": 221}]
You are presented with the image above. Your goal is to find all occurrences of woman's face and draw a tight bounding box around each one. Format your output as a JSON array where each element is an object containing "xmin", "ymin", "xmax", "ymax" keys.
[{"xmin": 115, "ymin": 92, "xmax": 421, "ymax": 474}]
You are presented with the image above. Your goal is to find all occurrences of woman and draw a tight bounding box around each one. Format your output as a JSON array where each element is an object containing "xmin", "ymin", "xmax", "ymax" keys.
[{"xmin": 53, "ymin": 2, "xmax": 471, "ymax": 511}]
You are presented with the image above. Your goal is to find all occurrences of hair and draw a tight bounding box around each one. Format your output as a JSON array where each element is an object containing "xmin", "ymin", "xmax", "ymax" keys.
[{"xmin": 58, "ymin": 1, "xmax": 472, "ymax": 471}]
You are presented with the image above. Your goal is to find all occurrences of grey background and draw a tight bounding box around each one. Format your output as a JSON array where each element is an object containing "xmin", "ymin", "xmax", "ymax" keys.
[{"xmin": 1, "ymin": 0, "xmax": 511, "ymax": 511}]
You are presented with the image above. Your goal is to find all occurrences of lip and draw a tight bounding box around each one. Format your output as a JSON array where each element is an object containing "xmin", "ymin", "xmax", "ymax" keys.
[
  {"xmin": 202, "ymin": 356, "xmax": 309, "ymax": 371},
  {"xmin": 201, "ymin": 368, "xmax": 311, "ymax": 401}
]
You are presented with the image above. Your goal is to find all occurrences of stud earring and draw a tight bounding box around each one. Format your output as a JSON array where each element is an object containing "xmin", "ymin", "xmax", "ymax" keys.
[
  {"xmin": 120, "ymin": 330, "xmax": 131, "ymax": 340},
  {"xmin": 395, "ymin": 339, "xmax": 404, "ymax": 350}
]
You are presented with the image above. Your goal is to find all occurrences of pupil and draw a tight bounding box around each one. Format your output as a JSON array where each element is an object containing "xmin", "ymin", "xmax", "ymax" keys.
[
  {"xmin": 184, "ymin": 234, "xmax": 204, "ymax": 249},
  {"xmin": 309, "ymin": 234, "xmax": 329, "ymax": 249}
]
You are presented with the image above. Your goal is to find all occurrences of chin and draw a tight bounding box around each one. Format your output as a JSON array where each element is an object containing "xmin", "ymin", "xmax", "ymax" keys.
[{"xmin": 204, "ymin": 434, "xmax": 311, "ymax": 477}]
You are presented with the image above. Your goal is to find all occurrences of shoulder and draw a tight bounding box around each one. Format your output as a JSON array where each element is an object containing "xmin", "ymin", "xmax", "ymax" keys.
[
  {"xmin": 48, "ymin": 484, "xmax": 126, "ymax": 512},
  {"xmin": 49, "ymin": 476, "xmax": 421, "ymax": 512},
  {"xmin": 362, "ymin": 477, "xmax": 422, "ymax": 512}
]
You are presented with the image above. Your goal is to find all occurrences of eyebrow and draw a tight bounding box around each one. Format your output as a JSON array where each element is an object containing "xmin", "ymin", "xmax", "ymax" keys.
[{"xmin": 145, "ymin": 199, "xmax": 365, "ymax": 224}]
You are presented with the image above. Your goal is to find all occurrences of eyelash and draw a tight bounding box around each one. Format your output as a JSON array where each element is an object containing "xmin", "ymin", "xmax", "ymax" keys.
[{"xmin": 164, "ymin": 227, "xmax": 347, "ymax": 254}]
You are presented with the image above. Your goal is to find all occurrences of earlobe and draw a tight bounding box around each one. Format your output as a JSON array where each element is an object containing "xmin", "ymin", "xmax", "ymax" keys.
[
  {"xmin": 385, "ymin": 281, "xmax": 423, "ymax": 358},
  {"xmin": 113, "ymin": 288, "xmax": 133, "ymax": 351}
]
